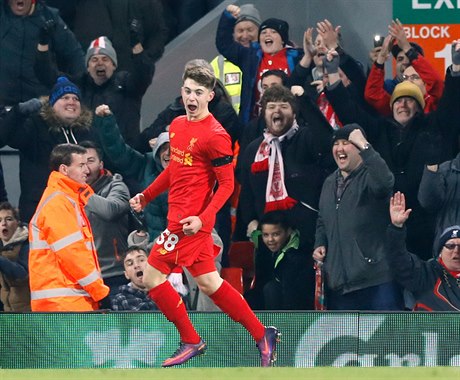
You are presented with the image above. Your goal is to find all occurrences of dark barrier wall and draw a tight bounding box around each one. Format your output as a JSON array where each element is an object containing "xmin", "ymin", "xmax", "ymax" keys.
[{"xmin": 1, "ymin": 312, "xmax": 460, "ymax": 368}]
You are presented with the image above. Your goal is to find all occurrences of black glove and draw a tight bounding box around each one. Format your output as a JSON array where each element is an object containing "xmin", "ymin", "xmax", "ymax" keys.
[
  {"xmin": 38, "ymin": 18, "xmax": 56, "ymax": 45},
  {"xmin": 18, "ymin": 98, "xmax": 42, "ymax": 115},
  {"xmin": 129, "ymin": 209, "xmax": 147, "ymax": 232},
  {"xmin": 322, "ymin": 53, "xmax": 339, "ymax": 75},
  {"xmin": 452, "ymin": 42, "xmax": 460, "ymax": 65},
  {"xmin": 129, "ymin": 18, "xmax": 143, "ymax": 47},
  {"xmin": 424, "ymin": 134, "xmax": 444, "ymax": 166}
]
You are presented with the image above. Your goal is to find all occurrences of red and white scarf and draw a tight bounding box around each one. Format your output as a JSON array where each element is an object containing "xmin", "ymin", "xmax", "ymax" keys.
[{"xmin": 251, "ymin": 122, "xmax": 299, "ymax": 212}]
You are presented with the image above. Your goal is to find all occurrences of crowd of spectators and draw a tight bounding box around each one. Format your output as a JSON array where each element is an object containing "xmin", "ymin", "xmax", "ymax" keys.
[{"xmin": 1, "ymin": 0, "xmax": 460, "ymax": 314}]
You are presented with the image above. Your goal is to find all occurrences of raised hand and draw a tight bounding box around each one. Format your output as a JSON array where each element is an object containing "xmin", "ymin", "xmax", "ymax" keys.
[
  {"xmin": 316, "ymin": 19, "xmax": 341, "ymax": 49},
  {"xmin": 38, "ymin": 17, "xmax": 56, "ymax": 45},
  {"xmin": 129, "ymin": 18, "xmax": 143, "ymax": 47},
  {"xmin": 452, "ymin": 39, "xmax": 460, "ymax": 65},
  {"xmin": 389, "ymin": 191, "xmax": 412, "ymax": 227},
  {"xmin": 388, "ymin": 18, "xmax": 410, "ymax": 52}
]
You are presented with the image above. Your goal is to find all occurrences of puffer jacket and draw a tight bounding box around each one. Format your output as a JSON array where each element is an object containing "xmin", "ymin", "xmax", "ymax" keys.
[
  {"xmin": 0, "ymin": 102, "xmax": 95, "ymax": 222},
  {"xmin": 0, "ymin": 2, "xmax": 84, "ymax": 104}
]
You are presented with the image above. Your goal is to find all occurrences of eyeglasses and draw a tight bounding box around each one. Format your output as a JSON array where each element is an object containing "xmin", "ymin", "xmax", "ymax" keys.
[
  {"xmin": 402, "ymin": 74, "xmax": 421, "ymax": 81},
  {"xmin": 444, "ymin": 243, "xmax": 460, "ymax": 250}
]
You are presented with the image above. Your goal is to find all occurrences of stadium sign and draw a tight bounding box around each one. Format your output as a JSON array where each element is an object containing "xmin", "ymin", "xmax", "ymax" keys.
[{"xmin": 393, "ymin": 0, "xmax": 460, "ymax": 74}]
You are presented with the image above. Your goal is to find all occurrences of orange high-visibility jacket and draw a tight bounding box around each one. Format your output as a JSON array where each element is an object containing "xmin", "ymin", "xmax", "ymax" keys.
[{"xmin": 29, "ymin": 171, "xmax": 109, "ymax": 311}]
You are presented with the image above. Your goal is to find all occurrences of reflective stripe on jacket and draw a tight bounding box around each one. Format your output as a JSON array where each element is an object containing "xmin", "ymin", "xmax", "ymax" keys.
[{"xmin": 29, "ymin": 171, "xmax": 109, "ymax": 311}]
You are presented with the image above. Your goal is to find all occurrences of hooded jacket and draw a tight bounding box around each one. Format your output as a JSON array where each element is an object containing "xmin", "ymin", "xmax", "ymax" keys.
[
  {"xmin": 0, "ymin": 224, "xmax": 30, "ymax": 311},
  {"xmin": 29, "ymin": 171, "xmax": 109, "ymax": 311},
  {"xmin": 0, "ymin": 102, "xmax": 95, "ymax": 222}
]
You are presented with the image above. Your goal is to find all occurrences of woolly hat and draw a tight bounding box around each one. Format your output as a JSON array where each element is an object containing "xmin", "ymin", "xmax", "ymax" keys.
[
  {"xmin": 258, "ymin": 18, "xmax": 289, "ymax": 46},
  {"xmin": 332, "ymin": 123, "xmax": 366, "ymax": 143},
  {"xmin": 85, "ymin": 36, "xmax": 118, "ymax": 67},
  {"xmin": 390, "ymin": 81, "xmax": 425, "ymax": 109},
  {"xmin": 437, "ymin": 225, "xmax": 460, "ymax": 255},
  {"xmin": 236, "ymin": 4, "xmax": 261, "ymax": 26},
  {"xmin": 391, "ymin": 41, "xmax": 424, "ymax": 58},
  {"xmin": 49, "ymin": 76, "xmax": 81, "ymax": 106}
]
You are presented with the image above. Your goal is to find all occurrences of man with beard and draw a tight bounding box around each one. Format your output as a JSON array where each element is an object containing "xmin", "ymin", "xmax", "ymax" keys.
[
  {"xmin": 111, "ymin": 246, "xmax": 158, "ymax": 311},
  {"xmin": 238, "ymin": 85, "xmax": 332, "ymax": 258}
]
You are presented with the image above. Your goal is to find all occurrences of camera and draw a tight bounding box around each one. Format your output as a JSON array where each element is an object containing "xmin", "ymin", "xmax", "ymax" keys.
[{"xmin": 373, "ymin": 34, "xmax": 384, "ymax": 48}]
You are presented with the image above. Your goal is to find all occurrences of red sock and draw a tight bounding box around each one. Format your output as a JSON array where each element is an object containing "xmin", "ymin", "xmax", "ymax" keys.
[
  {"xmin": 210, "ymin": 280, "xmax": 265, "ymax": 341},
  {"xmin": 148, "ymin": 281, "xmax": 200, "ymax": 344}
]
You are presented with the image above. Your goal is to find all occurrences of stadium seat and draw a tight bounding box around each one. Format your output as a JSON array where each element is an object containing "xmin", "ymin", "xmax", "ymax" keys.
[
  {"xmin": 228, "ymin": 241, "xmax": 255, "ymax": 293},
  {"xmin": 220, "ymin": 267, "xmax": 243, "ymax": 294}
]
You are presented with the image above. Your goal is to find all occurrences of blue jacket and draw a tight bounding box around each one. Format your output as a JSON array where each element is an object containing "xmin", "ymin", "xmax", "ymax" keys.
[{"xmin": 216, "ymin": 10, "xmax": 302, "ymax": 124}]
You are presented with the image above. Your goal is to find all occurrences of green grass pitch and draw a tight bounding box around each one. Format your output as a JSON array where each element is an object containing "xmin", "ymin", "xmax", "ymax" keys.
[{"xmin": 1, "ymin": 367, "xmax": 460, "ymax": 380}]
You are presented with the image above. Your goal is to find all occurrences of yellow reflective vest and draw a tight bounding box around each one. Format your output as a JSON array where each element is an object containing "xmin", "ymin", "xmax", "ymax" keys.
[{"xmin": 211, "ymin": 55, "xmax": 242, "ymax": 114}]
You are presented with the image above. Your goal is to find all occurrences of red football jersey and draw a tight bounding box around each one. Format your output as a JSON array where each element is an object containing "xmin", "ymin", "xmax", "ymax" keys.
[{"xmin": 143, "ymin": 113, "xmax": 234, "ymax": 233}]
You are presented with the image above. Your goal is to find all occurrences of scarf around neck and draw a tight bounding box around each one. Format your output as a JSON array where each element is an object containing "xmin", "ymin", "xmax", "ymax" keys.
[{"xmin": 251, "ymin": 121, "xmax": 299, "ymax": 212}]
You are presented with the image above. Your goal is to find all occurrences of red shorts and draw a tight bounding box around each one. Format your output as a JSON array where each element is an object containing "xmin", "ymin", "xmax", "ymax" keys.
[{"xmin": 147, "ymin": 228, "xmax": 217, "ymax": 277}]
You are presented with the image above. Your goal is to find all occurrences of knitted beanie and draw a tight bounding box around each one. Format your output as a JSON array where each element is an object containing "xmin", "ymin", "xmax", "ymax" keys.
[
  {"xmin": 49, "ymin": 76, "xmax": 81, "ymax": 106},
  {"xmin": 390, "ymin": 81, "xmax": 425, "ymax": 109},
  {"xmin": 258, "ymin": 18, "xmax": 289, "ymax": 46},
  {"xmin": 332, "ymin": 123, "xmax": 366, "ymax": 143},
  {"xmin": 85, "ymin": 36, "xmax": 118, "ymax": 66},
  {"xmin": 438, "ymin": 226, "xmax": 460, "ymax": 255},
  {"xmin": 236, "ymin": 4, "xmax": 261, "ymax": 26}
]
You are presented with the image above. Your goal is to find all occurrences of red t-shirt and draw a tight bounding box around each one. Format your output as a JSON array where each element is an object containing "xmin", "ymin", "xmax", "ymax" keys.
[
  {"xmin": 143, "ymin": 113, "xmax": 234, "ymax": 233},
  {"xmin": 253, "ymin": 48, "xmax": 290, "ymax": 117}
]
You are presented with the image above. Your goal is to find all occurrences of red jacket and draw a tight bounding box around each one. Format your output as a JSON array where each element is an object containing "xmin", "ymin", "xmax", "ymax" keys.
[{"xmin": 365, "ymin": 54, "xmax": 444, "ymax": 116}]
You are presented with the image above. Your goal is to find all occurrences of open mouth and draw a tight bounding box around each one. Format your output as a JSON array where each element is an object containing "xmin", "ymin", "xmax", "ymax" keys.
[
  {"xmin": 15, "ymin": 1, "xmax": 26, "ymax": 9},
  {"xmin": 136, "ymin": 271, "xmax": 143, "ymax": 278},
  {"xmin": 272, "ymin": 115, "xmax": 283, "ymax": 127},
  {"xmin": 264, "ymin": 38, "xmax": 274, "ymax": 47},
  {"xmin": 337, "ymin": 153, "xmax": 347, "ymax": 163},
  {"xmin": 96, "ymin": 69, "xmax": 106, "ymax": 77},
  {"xmin": 187, "ymin": 104, "xmax": 197, "ymax": 112}
]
